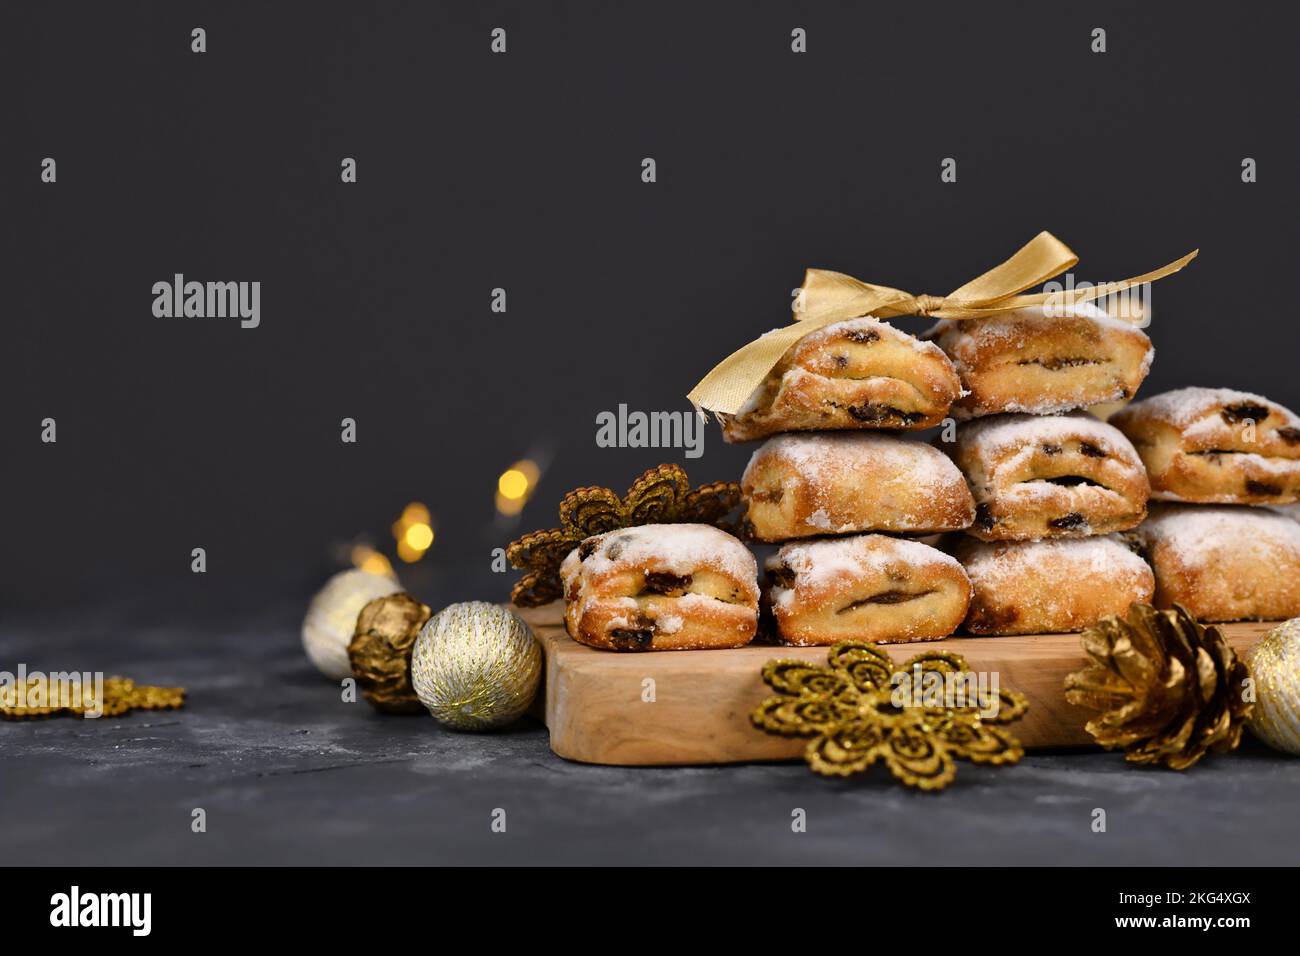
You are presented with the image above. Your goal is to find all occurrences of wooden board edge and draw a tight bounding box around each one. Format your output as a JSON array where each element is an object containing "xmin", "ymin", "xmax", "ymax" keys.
[{"xmin": 517, "ymin": 602, "xmax": 1270, "ymax": 767}]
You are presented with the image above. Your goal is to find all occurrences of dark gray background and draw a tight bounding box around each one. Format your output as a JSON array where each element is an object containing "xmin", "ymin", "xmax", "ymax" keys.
[
  {"xmin": 4, "ymin": 2, "xmax": 1300, "ymax": 867},
  {"xmin": 4, "ymin": 0, "xmax": 1298, "ymax": 610}
]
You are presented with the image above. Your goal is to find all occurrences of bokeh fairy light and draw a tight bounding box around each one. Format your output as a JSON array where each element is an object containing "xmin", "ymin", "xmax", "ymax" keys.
[
  {"xmin": 391, "ymin": 502, "xmax": 435, "ymax": 563},
  {"xmin": 349, "ymin": 543, "xmax": 396, "ymax": 578},
  {"xmin": 495, "ymin": 460, "xmax": 540, "ymax": 516}
]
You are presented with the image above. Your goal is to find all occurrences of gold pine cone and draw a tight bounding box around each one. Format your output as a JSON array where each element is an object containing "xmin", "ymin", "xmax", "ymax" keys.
[
  {"xmin": 1064, "ymin": 603, "xmax": 1253, "ymax": 770},
  {"xmin": 348, "ymin": 593, "xmax": 433, "ymax": 714}
]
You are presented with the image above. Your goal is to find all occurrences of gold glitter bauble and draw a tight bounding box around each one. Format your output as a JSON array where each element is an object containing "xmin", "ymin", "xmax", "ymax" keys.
[
  {"xmin": 1248, "ymin": 618, "xmax": 1300, "ymax": 755},
  {"xmin": 347, "ymin": 593, "xmax": 432, "ymax": 714},
  {"xmin": 303, "ymin": 569, "xmax": 401, "ymax": 680},
  {"xmin": 410, "ymin": 601, "xmax": 541, "ymax": 731}
]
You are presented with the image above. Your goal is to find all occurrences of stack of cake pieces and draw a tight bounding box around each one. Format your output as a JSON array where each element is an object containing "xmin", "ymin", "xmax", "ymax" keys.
[
  {"xmin": 934, "ymin": 305, "xmax": 1159, "ymax": 636},
  {"xmin": 1109, "ymin": 387, "xmax": 1300, "ymax": 622},
  {"xmin": 732, "ymin": 303, "xmax": 1162, "ymax": 643},
  {"xmin": 733, "ymin": 316, "xmax": 975, "ymax": 645},
  {"xmin": 559, "ymin": 299, "xmax": 1300, "ymax": 653}
]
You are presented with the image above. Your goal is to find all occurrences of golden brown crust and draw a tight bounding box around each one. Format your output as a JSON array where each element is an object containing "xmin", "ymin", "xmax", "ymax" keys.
[
  {"xmin": 719, "ymin": 318, "xmax": 962, "ymax": 442},
  {"xmin": 1110, "ymin": 387, "xmax": 1300, "ymax": 504},
  {"xmin": 1132, "ymin": 504, "xmax": 1300, "ymax": 622},
  {"xmin": 952, "ymin": 412, "xmax": 1150, "ymax": 541},
  {"xmin": 742, "ymin": 432, "xmax": 975, "ymax": 542},
  {"xmin": 763, "ymin": 535, "xmax": 971, "ymax": 645},
  {"xmin": 926, "ymin": 305, "xmax": 1153, "ymax": 420},
  {"xmin": 560, "ymin": 524, "xmax": 758, "ymax": 651},
  {"xmin": 953, "ymin": 536, "xmax": 1154, "ymax": 636}
]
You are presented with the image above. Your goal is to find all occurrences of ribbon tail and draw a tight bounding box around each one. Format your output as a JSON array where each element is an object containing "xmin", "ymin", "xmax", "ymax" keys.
[
  {"xmin": 686, "ymin": 323, "xmax": 809, "ymax": 416},
  {"xmin": 969, "ymin": 248, "xmax": 1200, "ymax": 317},
  {"xmin": 1066, "ymin": 248, "xmax": 1200, "ymax": 304},
  {"xmin": 690, "ymin": 287, "xmax": 913, "ymax": 415}
]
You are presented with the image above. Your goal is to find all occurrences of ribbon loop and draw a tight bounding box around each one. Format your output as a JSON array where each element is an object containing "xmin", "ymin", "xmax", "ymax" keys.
[
  {"xmin": 943, "ymin": 230, "xmax": 1079, "ymax": 307},
  {"xmin": 686, "ymin": 232, "xmax": 1197, "ymax": 417}
]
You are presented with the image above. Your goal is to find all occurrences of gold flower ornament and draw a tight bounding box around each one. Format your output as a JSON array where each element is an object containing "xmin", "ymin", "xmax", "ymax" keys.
[{"xmin": 751, "ymin": 642, "xmax": 1028, "ymax": 790}]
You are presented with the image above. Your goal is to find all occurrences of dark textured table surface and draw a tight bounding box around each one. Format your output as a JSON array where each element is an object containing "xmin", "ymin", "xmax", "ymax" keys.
[{"xmin": 4, "ymin": 573, "xmax": 1299, "ymax": 867}]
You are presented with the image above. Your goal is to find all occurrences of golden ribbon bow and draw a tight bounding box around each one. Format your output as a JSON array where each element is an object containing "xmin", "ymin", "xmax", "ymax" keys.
[{"xmin": 686, "ymin": 231, "xmax": 1198, "ymax": 417}]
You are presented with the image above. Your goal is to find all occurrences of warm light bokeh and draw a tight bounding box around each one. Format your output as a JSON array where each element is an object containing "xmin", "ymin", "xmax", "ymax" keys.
[
  {"xmin": 392, "ymin": 501, "xmax": 434, "ymax": 563},
  {"xmin": 498, "ymin": 469, "xmax": 529, "ymax": 500},
  {"xmin": 404, "ymin": 522, "xmax": 434, "ymax": 551},
  {"xmin": 350, "ymin": 544, "xmax": 396, "ymax": 579},
  {"xmin": 495, "ymin": 459, "xmax": 540, "ymax": 515}
]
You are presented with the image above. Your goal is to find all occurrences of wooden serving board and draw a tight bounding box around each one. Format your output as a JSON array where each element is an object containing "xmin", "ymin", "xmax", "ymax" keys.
[{"xmin": 516, "ymin": 603, "xmax": 1270, "ymax": 767}]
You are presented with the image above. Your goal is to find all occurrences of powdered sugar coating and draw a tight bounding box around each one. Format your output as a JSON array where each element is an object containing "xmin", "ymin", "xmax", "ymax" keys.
[
  {"xmin": 774, "ymin": 534, "xmax": 964, "ymax": 587},
  {"xmin": 766, "ymin": 534, "xmax": 966, "ymax": 612},
  {"xmin": 743, "ymin": 431, "xmax": 974, "ymax": 536},
  {"xmin": 1135, "ymin": 505, "xmax": 1300, "ymax": 572},
  {"xmin": 561, "ymin": 526, "xmax": 760, "ymax": 650},
  {"xmin": 925, "ymin": 301, "xmax": 1135, "ymax": 344},
  {"xmin": 798, "ymin": 316, "xmax": 948, "ymax": 358},
  {"xmin": 1132, "ymin": 504, "xmax": 1300, "ymax": 621},
  {"xmin": 956, "ymin": 534, "xmax": 1154, "ymax": 634},
  {"xmin": 961, "ymin": 535, "xmax": 1148, "ymax": 588},
  {"xmin": 957, "ymin": 411, "xmax": 1142, "ymax": 470},
  {"xmin": 927, "ymin": 303, "xmax": 1154, "ymax": 417},
  {"xmin": 732, "ymin": 316, "xmax": 960, "ymax": 422},
  {"xmin": 746, "ymin": 432, "xmax": 960, "ymax": 495},
  {"xmin": 1124, "ymin": 386, "xmax": 1298, "ymax": 428},
  {"xmin": 578, "ymin": 523, "xmax": 757, "ymax": 585}
]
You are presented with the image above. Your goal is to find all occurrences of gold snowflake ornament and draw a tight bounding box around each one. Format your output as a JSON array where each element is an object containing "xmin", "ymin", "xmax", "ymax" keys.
[
  {"xmin": 751, "ymin": 642, "xmax": 1029, "ymax": 790},
  {"xmin": 1, "ymin": 676, "xmax": 184, "ymax": 720}
]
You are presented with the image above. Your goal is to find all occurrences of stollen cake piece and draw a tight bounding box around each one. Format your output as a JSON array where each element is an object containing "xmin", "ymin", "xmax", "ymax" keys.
[
  {"xmin": 1131, "ymin": 504, "xmax": 1300, "ymax": 622},
  {"xmin": 742, "ymin": 432, "xmax": 976, "ymax": 542},
  {"xmin": 560, "ymin": 523, "xmax": 759, "ymax": 651},
  {"xmin": 953, "ymin": 535, "xmax": 1154, "ymax": 636},
  {"xmin": 763, "ymin": 534, "xmax": 971, "ymax": 645},
  {"xmin": 719, "ymin": 317, "xmax": 963, "ymax": 442},
  {"xmin": 1110, "ymin": 386, "xmax": 1300, "ymax": 504},
  {"xmin": 952, "ymin": 412, "xmax": 1150, "ymax": 540},
  {"xmin": 926, "ymin": 303, "xmax": 1153, "ymax": 420}
]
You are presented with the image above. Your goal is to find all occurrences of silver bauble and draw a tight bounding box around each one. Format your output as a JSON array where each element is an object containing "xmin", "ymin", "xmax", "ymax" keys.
[{"xmin": 302, "ymin": 569, "xmax": 401, "ymax": 679}]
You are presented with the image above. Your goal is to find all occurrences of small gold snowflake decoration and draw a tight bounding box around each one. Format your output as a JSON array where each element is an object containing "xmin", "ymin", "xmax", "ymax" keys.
[
  {"xmin": 751, "ymin": 642, "xmax": 1029, "ymax": 790},
  {"xmin": 506, "ymin": 464, "xmax": 742, "ymax": 607},
  {"xmin": 1, "ymin": 676, "xmax": 184, "ymax": 720}
]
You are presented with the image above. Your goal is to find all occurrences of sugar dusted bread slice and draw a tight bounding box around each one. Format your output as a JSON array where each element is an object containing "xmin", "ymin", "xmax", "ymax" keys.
[
  {"xmin": 1132, "ymin": 504, "xmax": 1300, "ymax": 622},
  {"xmin": 954, "ymin": 535, "xmax": 1154, "ymax": 636},
  {"xmin": 927, "ymin": 303, "xmax": 1153, "ymax": 420},
  {"xmin": 719, "ymin": 317, "xmax": 962, "ymax": 442},
  {"xmin": 741, "ymin": 432, "xmax": 975, "ymax": 542},
  {"xmin": 560, "ymin": 523, "xmax": 758, "ymax": 651},
  {"xmin": 952, "ymin": 412, "xmax": 1149, "ymax": 540},
  {"xmin": 1110, "ymin": 386, "xmax": 1300, "ymax": 504},
  {"xmin": 763, "ymin": 534, "xmax": 971, "ymax": 645}
]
